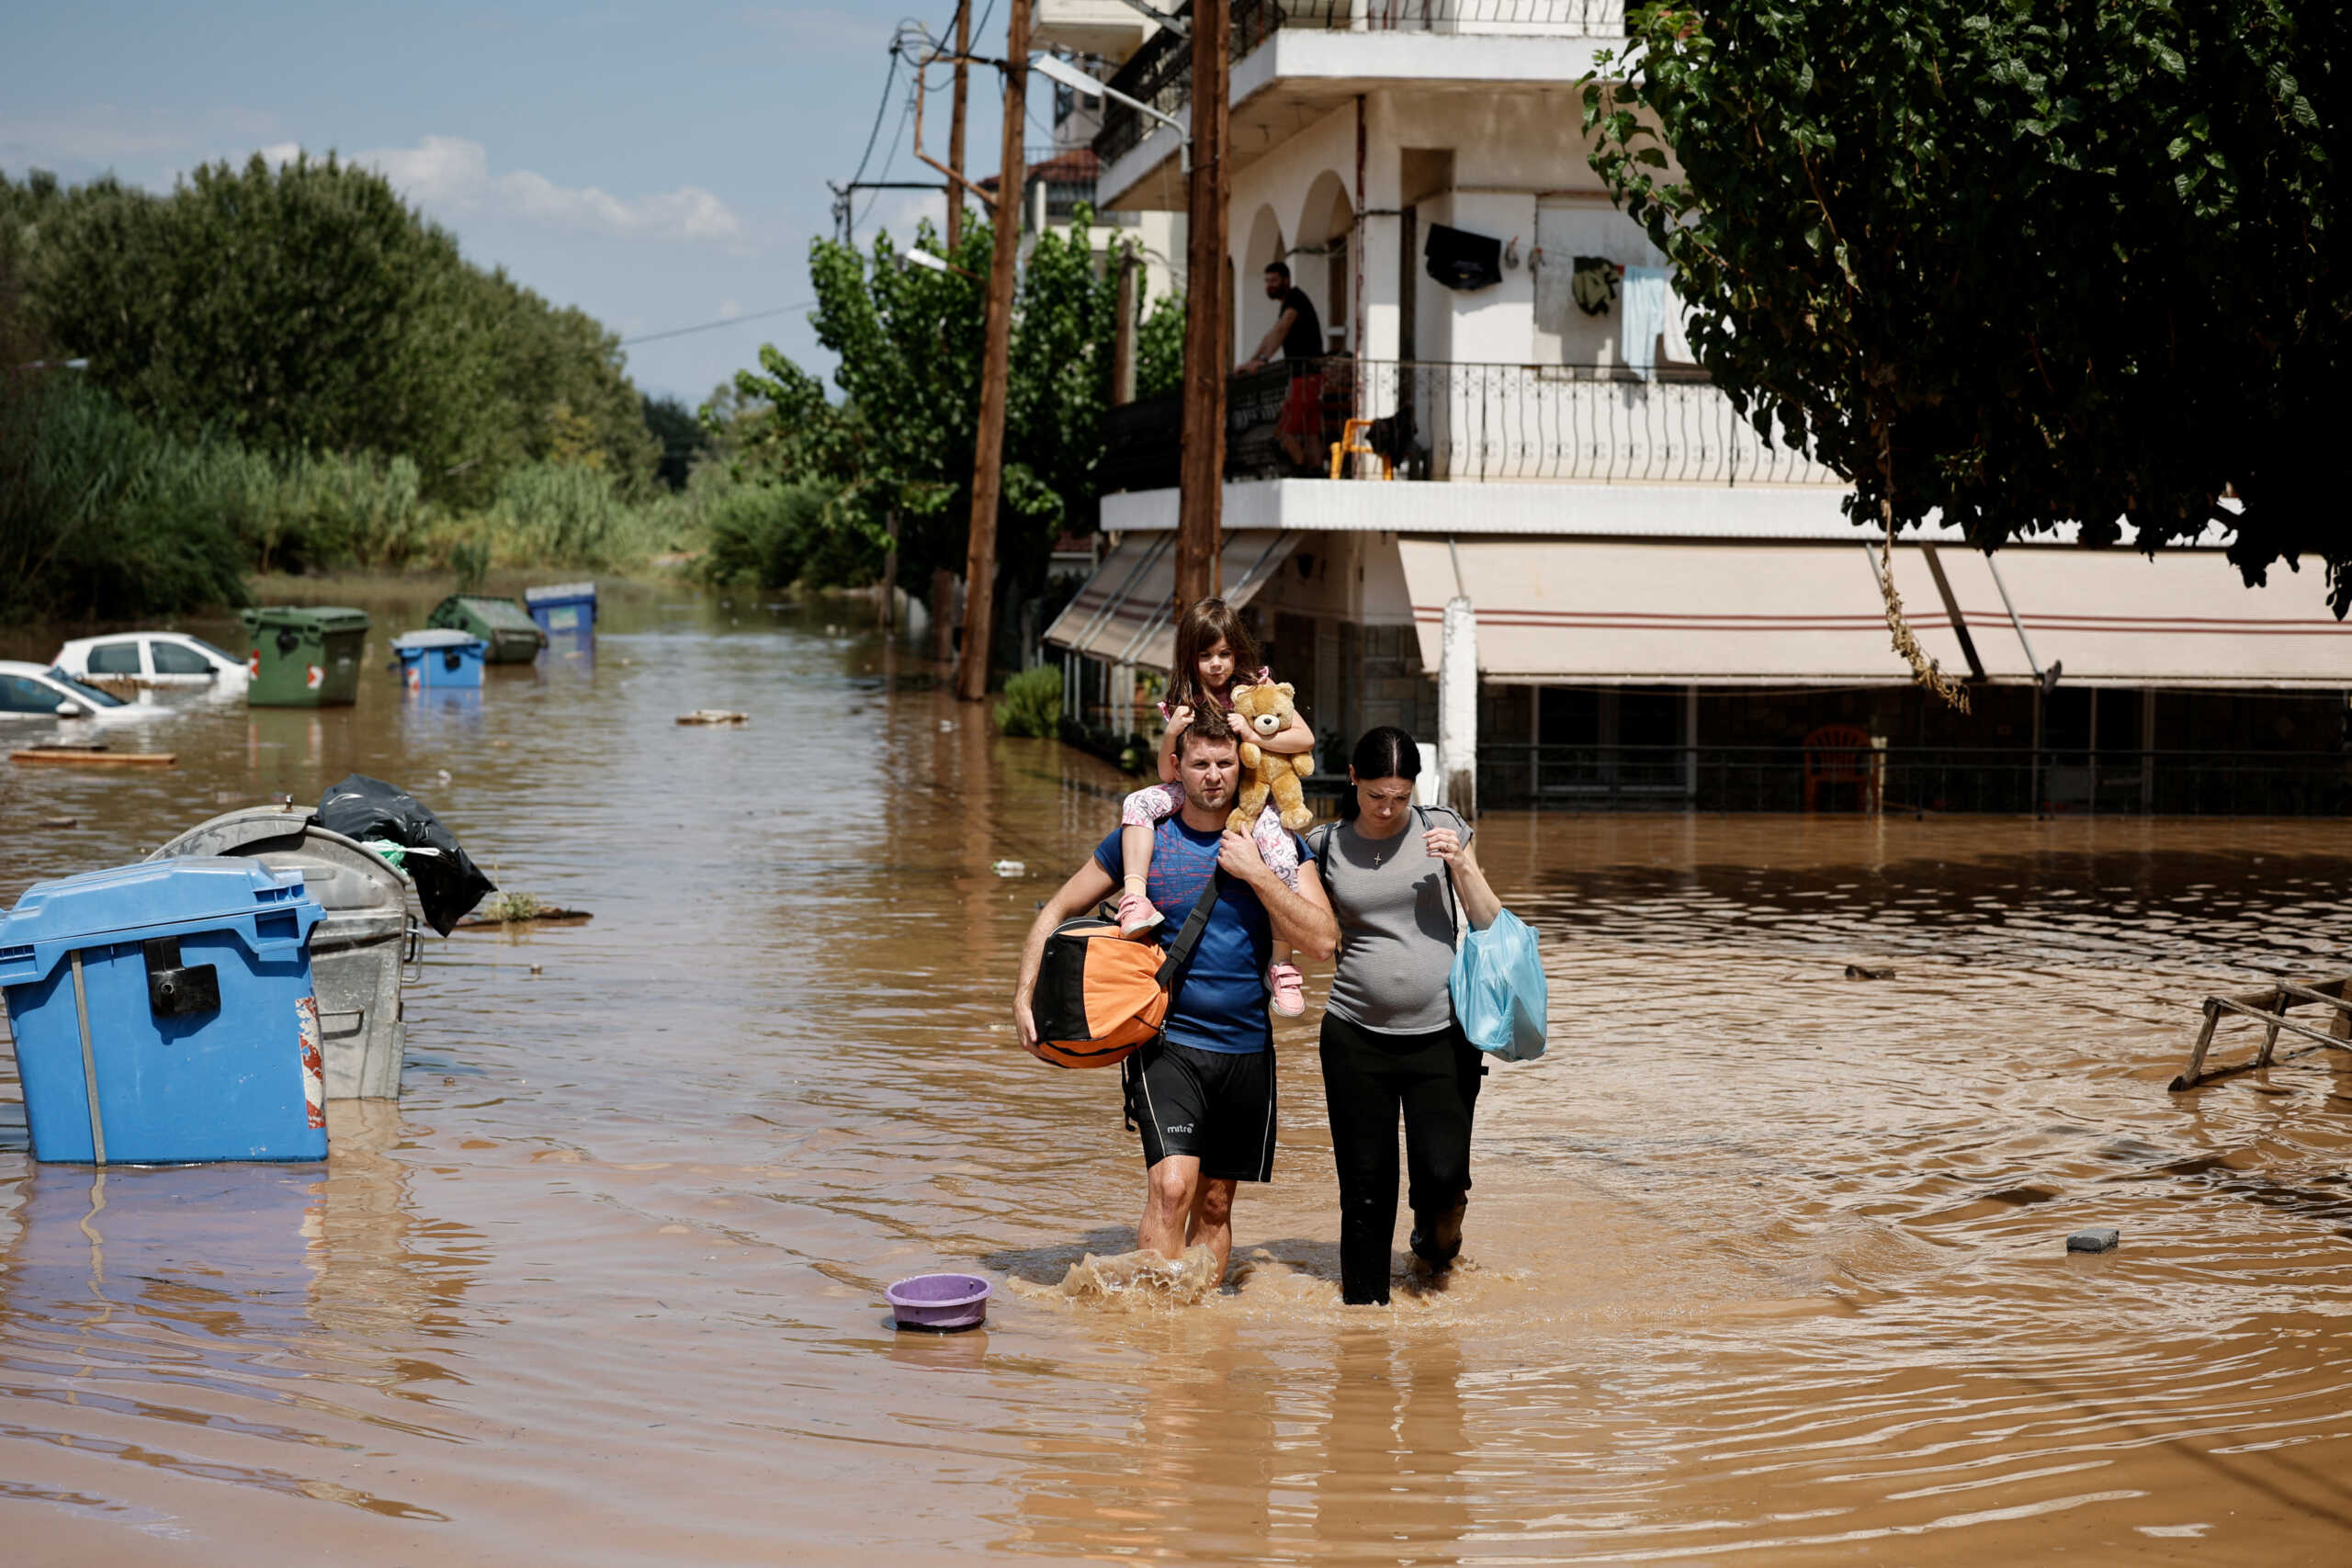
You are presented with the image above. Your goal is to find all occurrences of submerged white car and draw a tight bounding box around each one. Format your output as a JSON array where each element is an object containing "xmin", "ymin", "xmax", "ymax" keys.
[
  {"xmin": 52, "ymin": 630, "xmax": 248, "ymax": 691},
  {"xmin": 0, "ymin": 660, "xmax": 154, "ymax": 727}
]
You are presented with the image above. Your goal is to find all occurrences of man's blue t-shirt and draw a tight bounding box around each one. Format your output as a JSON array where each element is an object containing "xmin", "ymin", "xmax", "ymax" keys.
[{"xmin": 1092, "ymin": 817, "xmax": 1313, "ymax": 1054}]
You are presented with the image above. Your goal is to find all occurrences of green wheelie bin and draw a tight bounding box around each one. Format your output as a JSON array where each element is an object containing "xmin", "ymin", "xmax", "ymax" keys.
[
  {"xmin": 426, "ymin": 594, "xmax": 547, "ymax": 664},
  {"xmin": 241, "ymin": 606, "xmax": 371, "ymax": 707}
]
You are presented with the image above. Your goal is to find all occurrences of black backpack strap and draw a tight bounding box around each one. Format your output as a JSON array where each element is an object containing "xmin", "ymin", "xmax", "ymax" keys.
[{"xmin": 1152, "ymin": 868, "xmax": 1227, "ymax": 990}]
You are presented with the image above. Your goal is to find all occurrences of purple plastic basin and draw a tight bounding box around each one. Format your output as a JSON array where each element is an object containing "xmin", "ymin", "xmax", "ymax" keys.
[{"xmin": 885, "ymin": 1272, "xmax": 991, "ymax": 1332}]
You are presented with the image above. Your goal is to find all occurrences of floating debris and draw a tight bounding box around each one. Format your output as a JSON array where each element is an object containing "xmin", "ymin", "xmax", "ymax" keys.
[
  {"xmin": 455, "ymin": 891, "xmax": 593, "ymax": 931},
  {"xmin": 991, "ymin": 860, "xmax": 1026, "ymax": 877},
  {"xmin": 1844, "ymin": 963, "xmax": 1896, "ymax": 981},
  {"xmin": 677, "ymin": 709, "xmax": 749, "ymax": 726},
  {"xmin": 2067, "ymin": 1228, "xmax": 2120, "ymax": 1254},
  {"xmin": 11, "ymin": 745, "xmax": 175, "ymax": 768},
  {"xmin": 38, "ymin": 817, "xmax": 77, "ymax": 829}
]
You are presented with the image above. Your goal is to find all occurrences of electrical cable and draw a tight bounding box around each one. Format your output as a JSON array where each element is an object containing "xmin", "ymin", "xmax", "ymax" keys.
[{"xmin": 619, "ymin": 302, "xmax": 816, "ymax": 346}]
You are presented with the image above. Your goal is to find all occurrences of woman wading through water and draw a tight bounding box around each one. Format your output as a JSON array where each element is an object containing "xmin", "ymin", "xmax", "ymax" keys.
[{"xmin": 1310, "ymin": 727, "xmax": 1503, "ymax": 1305}]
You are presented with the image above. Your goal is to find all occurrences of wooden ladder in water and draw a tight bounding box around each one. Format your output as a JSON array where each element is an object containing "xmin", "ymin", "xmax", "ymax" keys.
[{"xmin": 2169, "ymin": 976, "xmax": 2352, "ymax": 1091}]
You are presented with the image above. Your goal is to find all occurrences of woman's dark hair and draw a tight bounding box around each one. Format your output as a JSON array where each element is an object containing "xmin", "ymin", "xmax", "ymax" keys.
[{"xmin": 1339, "ymin": 726, "xmax": 1420, "ymax": 822}]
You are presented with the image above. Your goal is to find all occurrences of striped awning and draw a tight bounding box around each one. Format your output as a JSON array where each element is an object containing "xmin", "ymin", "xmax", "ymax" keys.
[
  {"xmin": 1045, "ymin": 530, "xmax": 1299, "ymax": 669},
  {"xmin": 1397, "ymin": 537, "xmax": 2352, "ymax": 687}
]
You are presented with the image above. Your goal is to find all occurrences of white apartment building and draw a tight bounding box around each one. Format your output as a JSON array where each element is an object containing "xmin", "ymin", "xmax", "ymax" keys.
[{"xmin": 1041, "ymin": 0, "xmax": 2352, "ymax": 815}]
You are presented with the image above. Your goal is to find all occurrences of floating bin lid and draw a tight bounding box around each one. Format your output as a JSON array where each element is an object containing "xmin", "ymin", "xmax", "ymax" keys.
[
  {"xmin": 240, "ymin": 605, "xmax": 371, "ymax": 634},
  {"xmin": 526, "ymin": 581, "xmax": 595, "ymax": 604},
  {"xmin": 391, "ymin": 629, "xmax": 486, "ymax": 651},
  {"xmin": 0, "ymin": 857, "xmax": 322, "ymax": 987}
]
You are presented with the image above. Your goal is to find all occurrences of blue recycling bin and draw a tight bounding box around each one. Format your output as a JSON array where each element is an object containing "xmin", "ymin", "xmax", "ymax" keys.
[
  {"xmin": 391, "ymin": 628, "xmax": 487, "ymax": 690},
  {"xmin": 526, "ymin": 581, "xmax": 596, "ymax": 637},
  {"xmin": 0, "ymin": 859, "xmax": 329, "ymax": 1164}
]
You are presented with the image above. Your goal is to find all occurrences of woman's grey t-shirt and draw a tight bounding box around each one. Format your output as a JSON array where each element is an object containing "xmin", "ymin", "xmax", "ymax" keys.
[{"xmin": 1315, "ymin": 808, "xmax": 1468, "ymax": 1034}]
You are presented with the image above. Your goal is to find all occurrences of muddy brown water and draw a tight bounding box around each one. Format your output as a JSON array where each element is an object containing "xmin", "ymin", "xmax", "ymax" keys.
[{"xmin": 4, "ymin": 586, "xmax": 2352, "ymax": 1563}]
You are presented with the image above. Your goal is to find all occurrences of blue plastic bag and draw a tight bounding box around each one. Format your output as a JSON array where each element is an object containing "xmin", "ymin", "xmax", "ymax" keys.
[{"xmin": 1450, "ymin": 908, "xmax": 1548, "ymax": 1062}]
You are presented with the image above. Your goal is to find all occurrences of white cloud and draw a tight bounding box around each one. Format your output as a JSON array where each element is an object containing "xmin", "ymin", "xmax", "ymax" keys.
[
  {"xmin": 718, "ymin": 298, "xmax": 743, "ymax": 320},
  {"xmin": 356, "ymin": 135, "xmax": 742, "ymax": 243}
]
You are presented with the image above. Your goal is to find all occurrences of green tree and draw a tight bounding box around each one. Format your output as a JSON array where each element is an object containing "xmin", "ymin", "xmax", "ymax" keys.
[
  {"xmin": 1137, "ymin": 293, "xmax": 1184, "ymax": 398},
  {"xmin": 642, "ymin": 392, "xmax": 708, "ymax": 490},
  {"xmin": 3, "ymin": 158, "xmax": 659, "ymax": 504},
  {"xmin": 727, "ymin": 210, "xmax": 1124, "ymax": 611},
  {"xmin": 1582, "ymin": 0, "xmax": 2351, "ymax": 608},
  {"xmin": 8, "ymin": 155, "xmax": 475, "ymax": 483}
]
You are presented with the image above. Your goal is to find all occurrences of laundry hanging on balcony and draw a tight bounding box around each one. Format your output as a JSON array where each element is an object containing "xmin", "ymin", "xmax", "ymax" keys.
[
  {"xmin": 1619, "ymin": 265, "xmax": 1671, "ymax": 371},
  {"xmin": 1424, "ymin": 223, "xmax": 1503, "ymax": 292},
  {"xmin": 1662, "ymin": 293, "xmax": 1698, "ymax": 365},
  {"xmin": 1570, "ymin": 256, "xmax": 1621, "ymax": 316}
]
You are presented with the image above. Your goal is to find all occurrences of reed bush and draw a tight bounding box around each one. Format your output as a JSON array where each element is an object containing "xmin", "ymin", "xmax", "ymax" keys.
[
  {"xmin": 0, "ymin": 377, "xmax": 253, "ymax": 622},
  {"xmin": 994, "ymin": 664, "xmax": 1063, "ymax": 739}
]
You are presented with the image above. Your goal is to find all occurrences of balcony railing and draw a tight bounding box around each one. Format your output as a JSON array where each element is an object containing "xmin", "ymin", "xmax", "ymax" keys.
[
  {"xmin": 1097, "ymin": 0, "xmax": 1625, "ymax": 164},
  {"xmin": 1098, "ymin": 360, "xmax": 1841, "ymax": 491}
]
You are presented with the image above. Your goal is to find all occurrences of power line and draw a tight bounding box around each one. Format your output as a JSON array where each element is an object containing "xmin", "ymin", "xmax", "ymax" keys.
[{"xmin": 619, "ymin": 302, "xmax": 815, "ymax": 346}]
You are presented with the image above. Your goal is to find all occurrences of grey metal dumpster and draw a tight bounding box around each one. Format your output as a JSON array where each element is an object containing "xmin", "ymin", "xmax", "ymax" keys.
[{"xmin": 148, "ymin": 807, "xmax": 418, "ymax": 1100}]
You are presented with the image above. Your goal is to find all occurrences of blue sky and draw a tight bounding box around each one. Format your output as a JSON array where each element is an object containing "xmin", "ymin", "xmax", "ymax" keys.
[{"xmin": 5, "ymin": 1, "xmax": 1014, "ymax": 403}]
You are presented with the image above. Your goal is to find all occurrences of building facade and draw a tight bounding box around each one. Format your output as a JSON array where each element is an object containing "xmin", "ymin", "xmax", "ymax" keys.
[{"xmin": 1042, "ymin": 0, "xmax": 2352, "ymax": 814}]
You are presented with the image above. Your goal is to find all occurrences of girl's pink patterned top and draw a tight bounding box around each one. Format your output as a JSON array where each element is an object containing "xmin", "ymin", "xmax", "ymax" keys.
[{"xmin": 1159, "ymin": 666, "xmax": 1276, "ymax": 722}]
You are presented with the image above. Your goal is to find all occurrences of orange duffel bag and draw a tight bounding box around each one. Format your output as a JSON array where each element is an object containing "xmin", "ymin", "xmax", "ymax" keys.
[{"xmin": 1027, "ymin": 873, "xmax": 1224, "ymax": 1068}]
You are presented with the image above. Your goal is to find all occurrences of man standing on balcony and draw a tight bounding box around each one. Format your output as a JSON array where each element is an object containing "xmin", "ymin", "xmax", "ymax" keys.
[{"xmin": 1238, "ymin": 261, "xmax": 1326, "ymax": 470}]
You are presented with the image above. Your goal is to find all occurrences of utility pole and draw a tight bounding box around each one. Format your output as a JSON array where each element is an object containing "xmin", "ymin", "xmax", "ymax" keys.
[
  {"xmin": 946, "ymin": 0, "xmax": 970, "ymax": 253},
  {"xmin": 1111, "ymin": 248, "xmax": 1140, "ymax": 406},
  {"xmin": 1175, "ymin": 0, "xmax": 1230, "ymax": 610},
  {"xmin": 956, "ymin": 0, "xmax": 1029, "ymax": 703}
]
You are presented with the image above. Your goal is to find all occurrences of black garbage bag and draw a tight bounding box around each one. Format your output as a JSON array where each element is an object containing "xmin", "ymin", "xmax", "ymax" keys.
[{"xmin": 317, "ymin": 773, "xmax": 495, "ymax": 935}]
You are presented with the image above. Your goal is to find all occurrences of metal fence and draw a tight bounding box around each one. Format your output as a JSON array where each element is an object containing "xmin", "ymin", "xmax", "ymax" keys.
[
  {"xmin": 1478, "ymin": 744, "xmax": 2352, "ymax": 816},
  {"xmin": 1098, "ymin": 0, "xmax": 1624, "ymax": 163},
  {"xmin": 1098, "ymin": 359, "xmax": 1840, "ymax": 491}
]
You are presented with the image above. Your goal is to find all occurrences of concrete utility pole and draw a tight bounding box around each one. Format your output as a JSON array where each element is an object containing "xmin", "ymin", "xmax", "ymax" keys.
[
  {"xmin": 956, "ymin": 0, "xmax": 1029, "ymax": 703},
  {"xmin": 946, "ymin": 0, "xmax": 970, "ymax": 253},
  {"xmin": 1174, "ymin": 0, "xmax": 1230, "ymax": 610}
]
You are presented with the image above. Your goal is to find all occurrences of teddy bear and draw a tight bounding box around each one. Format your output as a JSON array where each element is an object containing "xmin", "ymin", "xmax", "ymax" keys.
[{"xmin": 1226, "ymin": 681, "xmax": 1316, "ymax": 835}]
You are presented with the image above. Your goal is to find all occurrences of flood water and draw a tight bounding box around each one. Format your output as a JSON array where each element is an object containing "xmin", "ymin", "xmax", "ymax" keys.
[{"xmin": 5, "ymin": 585, "xmax": 2352, "ymax": 1564}]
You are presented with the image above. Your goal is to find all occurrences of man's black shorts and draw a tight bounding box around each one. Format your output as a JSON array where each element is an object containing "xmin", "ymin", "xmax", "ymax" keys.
[{"xmin": 1124, "ymin": 1042, "xmax": 1276, "ymax": 1182}]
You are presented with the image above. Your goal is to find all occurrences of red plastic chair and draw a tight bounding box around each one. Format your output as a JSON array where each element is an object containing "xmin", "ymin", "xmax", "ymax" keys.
[{"xmin": 1803, "ymin": 724, "xmax": 1876, "ymax": 812}]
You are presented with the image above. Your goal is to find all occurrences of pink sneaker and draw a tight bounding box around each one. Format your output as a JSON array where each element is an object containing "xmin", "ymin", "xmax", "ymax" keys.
[
  {"xmin": 1118, "ymin": 891, "xmax": 1163, "ymax": 937},
  {"xmin": 1267, "ymin": 962, "xmax": 1306, "ymax": 1017}
]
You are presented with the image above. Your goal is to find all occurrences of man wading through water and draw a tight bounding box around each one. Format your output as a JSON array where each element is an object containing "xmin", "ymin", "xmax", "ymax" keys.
[{"xmin": 1016, "ymin": 706, "xmax": 1338, "ymax": 1282}]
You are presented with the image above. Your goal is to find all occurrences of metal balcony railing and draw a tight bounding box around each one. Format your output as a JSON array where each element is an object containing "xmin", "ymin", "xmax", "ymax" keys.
[
  {"xmin": 1096, "ymin": 0, "xmax": 1626, "ymax": 164},
  {"xmin": 1098, "ymin": 360, "xmax": 1841, "ymax": 492}
]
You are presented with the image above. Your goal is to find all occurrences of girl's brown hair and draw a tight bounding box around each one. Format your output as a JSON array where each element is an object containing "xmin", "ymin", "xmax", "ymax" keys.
[{"xmin": 1166, "ymin": 597, "xmax": 1262, "ymax": 715}]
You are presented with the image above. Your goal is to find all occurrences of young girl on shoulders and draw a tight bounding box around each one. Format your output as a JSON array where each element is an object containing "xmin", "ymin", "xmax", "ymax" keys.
[{"xmin": 1117, "ymin": 599, "xmax": 1318, "ymax": 1015}]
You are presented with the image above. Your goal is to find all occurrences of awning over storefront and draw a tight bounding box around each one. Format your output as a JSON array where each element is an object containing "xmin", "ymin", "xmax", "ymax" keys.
[
  {"xmin": 1397, "ymin": 538, "xmax": 2352, "ymax": 687},
  {"xmin": 1045, "ymin": 530, "xmax": 1299, "ymax": 670}
]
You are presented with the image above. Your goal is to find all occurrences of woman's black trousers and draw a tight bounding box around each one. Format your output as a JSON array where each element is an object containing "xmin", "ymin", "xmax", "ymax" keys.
[{"xmin": 1318, "ymin": 1011, "xmax": 1483, "ymax": 1305}]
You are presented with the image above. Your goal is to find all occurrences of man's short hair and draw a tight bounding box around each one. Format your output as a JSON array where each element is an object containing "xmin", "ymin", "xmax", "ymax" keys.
[
  {"xmin": 1179, "ymin": 704, "xmax": 1239, "ymax": 757},
  {"xmin": 1264, "ymin": 260, "xmax": 1291, "ymax": 282}
]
